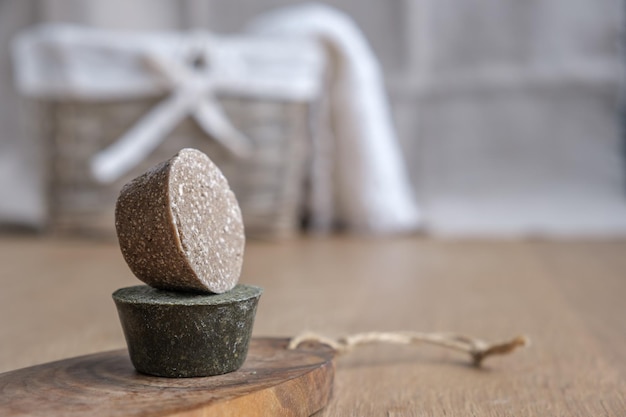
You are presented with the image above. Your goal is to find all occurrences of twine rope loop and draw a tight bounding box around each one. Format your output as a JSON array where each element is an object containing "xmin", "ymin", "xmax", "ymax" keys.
[{"xmin": 289, "ymin": 331, "xmax": 529, "ymax": 367}]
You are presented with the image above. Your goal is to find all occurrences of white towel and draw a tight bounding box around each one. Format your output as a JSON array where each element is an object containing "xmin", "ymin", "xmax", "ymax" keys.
[{"xmin": 249, "ymin": 4, "xmax": 421, "ymax": 233}]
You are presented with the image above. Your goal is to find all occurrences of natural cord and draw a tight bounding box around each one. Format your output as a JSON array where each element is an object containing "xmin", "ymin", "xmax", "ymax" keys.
[{"xmin": 288, "ymin": 331, "xmax": 529, "ymax": 367}]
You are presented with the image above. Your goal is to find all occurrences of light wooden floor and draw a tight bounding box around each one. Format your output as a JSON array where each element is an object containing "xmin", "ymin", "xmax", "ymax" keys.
[{"xmin": 0, "ymin": 236, "xmax": 625, "ymax": 416}]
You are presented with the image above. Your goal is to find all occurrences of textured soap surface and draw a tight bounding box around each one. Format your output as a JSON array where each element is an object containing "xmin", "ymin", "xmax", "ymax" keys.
[
  {"xmin": 115, "ymin": 148, "xmax": 244, "ymax": 294},
  {"xmin": 113, "ymin": 284, "xmax": 263, "ymax": 377}
]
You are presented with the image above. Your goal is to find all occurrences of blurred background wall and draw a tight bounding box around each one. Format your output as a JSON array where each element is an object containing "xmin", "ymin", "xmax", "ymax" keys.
[{"xmin": 1, "ymin": 0, "xmax": 624, "ymax": 236}]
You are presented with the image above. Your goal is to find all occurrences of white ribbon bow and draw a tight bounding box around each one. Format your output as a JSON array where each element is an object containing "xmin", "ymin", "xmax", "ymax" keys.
[{"xmin": 90, "ymin": 43, "xmax": 251, "ymax": 183}]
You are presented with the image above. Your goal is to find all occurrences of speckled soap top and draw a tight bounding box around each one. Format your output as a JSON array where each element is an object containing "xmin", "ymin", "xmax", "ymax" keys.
[
  {"xmin": 112, "ymin": 284, "xmax": 263, "ymax": 306},
  {"xmin": 115, "ymin": 148, "xmax": 245, "ymax": 294}
]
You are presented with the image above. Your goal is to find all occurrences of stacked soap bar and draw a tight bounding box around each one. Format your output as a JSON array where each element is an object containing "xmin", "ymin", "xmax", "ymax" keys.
[
  {"xmin": 116, "ymin": 148, "xmax": 245, "ymax": 294},
  {"xmin": 112, "ymin": 148, "xmax": 262, "ymax": 378}
]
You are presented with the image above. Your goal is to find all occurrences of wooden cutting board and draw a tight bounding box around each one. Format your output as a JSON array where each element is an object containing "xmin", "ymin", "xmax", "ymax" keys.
[{"xmin": 0, "ymin": 338, "xmax": 335, "ymax": 417}]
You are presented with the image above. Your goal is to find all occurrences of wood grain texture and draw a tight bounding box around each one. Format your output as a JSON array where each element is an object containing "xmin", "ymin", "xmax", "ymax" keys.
[
  {"xmin": 0, "ymin": 236, "xmax": 625, "ymax": 416},
  {"xmin": 0, "ymin": 338, "xmax": 335, "ymax": 417}
]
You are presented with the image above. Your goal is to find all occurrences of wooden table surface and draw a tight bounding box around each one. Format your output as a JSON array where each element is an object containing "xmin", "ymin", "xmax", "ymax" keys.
[{"xmin": 0, "ymin": 235, "xmax": 625, "ymax": 416}]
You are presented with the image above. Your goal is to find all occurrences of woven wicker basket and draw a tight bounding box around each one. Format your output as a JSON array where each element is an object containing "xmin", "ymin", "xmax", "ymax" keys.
[{"xmin": 40, "ymin": 96, "xmax": 310, "ymax": 239}]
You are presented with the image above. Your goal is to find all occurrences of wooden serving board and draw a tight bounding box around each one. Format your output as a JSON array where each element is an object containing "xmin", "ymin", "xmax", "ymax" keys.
[{"xmin": 0, "ymin": 338, "xmax": 335, "ymax": 417}]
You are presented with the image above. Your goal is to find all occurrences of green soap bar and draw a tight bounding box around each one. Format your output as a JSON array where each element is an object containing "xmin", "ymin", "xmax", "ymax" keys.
[{"xmin": 113, "ymin": 284, "xmax": 262, "ymax": 378}]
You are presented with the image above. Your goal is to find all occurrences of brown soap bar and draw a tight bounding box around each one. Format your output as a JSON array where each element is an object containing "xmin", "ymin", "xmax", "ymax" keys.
[{"xmin": 115, "ymin": 148, "xmax": 244, "ymax": 294}]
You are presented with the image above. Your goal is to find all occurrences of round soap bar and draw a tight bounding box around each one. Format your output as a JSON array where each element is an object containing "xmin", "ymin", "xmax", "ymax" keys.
[
  {"xmin": 113, "ymin": 284, "xmax": 263, "ymax": 377},
  {"xmin": 115, "ymin": 148, "xmax": 244, "ymax": 294}
]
